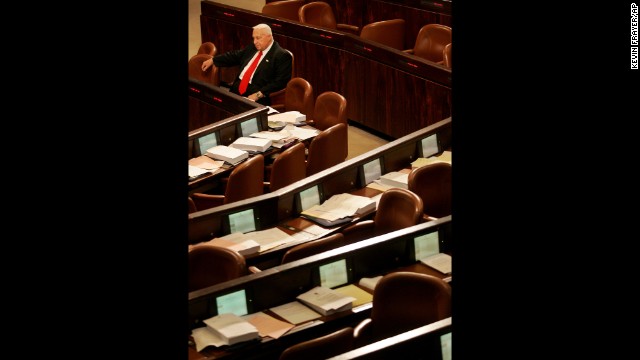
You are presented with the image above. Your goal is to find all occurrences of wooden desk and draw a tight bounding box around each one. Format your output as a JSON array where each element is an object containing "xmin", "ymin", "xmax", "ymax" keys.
[
  {"xmin": 188, "ymin": 218, "xmax": 452, "ymax": 359},
  {"xmin": 188, "ymin": 117, "xmax": 452, "ymax": 269}
]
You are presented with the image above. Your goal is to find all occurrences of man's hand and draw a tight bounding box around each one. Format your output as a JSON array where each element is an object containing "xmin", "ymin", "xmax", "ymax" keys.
[{"xmin": 201, "ymin": 58, "xmax": 213, "ymax": 71}]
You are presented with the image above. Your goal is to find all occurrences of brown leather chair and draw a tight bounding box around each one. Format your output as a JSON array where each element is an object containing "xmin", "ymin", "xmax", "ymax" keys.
[
  {"xmin": 188, "ymin": 53, "xmax": 220, "ymax": 86},
  {"xmin": 190, "ymin": 155, "xmax": 265, "ymax": 211},
  {"xmin": 306, "ymin": 91, "xmax": 347, "ymax": 131},
  {"xmin": 341, "ymin": 188, "xmax": 423, "ymax": 244},
  {"xmin": 264, "ymin": 142, "xmax": 307, "ymax": 192},
  {"xmin": 443, "ymin": 42, "xmax": 452, "ymax": 68},
  {"xmin": 404, "ymin": 23, "xmax": 452, "ymax": 64},
  {"xmin": 359, "ymin": 19, "xmax": 406, "ymax": 50},
  {"xmin": 262, "ymin": 0, "xmax": 305, "ymax": 21},
  {"xmin": 197, "ymin": 41, "xmax": 217, "ymax": 56},
  {"xmin": 269, "ymin": 77, "xmax": 315, "ymax": 118},
  {"xmin": 306, "ymin": 123, "xmax": 348, "ymax": 176},
  {"xmin": 408, "ymin": 162, "xmax": 452, "ymax": 221},
  {"xmin": 298, "ymin": 1, "xmax": 360, "ymax": 35},
  {"xmin": 188, "ymin": 245, "xmax": 248, "ymax": 292},
  {"xmin": 188, "ymin": 196, "xmax": 197, "ymax": 214},
  {"xmin": 353, "ymin": 272, "xmax": 451, "ymax": 346},
  {"xmin": 281, "ymin": 233, "xmax": 348, "ymax": 263},
  {"xmin": 249, "ymin": 233, "xmax": 347, "ymax": 273},
  {"xmin": 279, "ymin": 326, "xmax": 354, "ymax": 360}
]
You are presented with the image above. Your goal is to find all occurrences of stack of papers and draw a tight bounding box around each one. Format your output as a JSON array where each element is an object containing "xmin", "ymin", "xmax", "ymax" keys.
[
  {"xmin": 357, "ymin": 275, "xmax": 383, "ymax": 292},
  {"xmin": 205, "ymin": 145, "xmax": 248, "ymax": 165},
  {"xmin": 300, "ymin": 193, "xmax": 377, "ymax": 226},
  {"xmin": 230, "ymin": 137, "xmax": 273, "ymax": 153},
  {"xmin": 420, "ymin": 253, "xmax": 452, "ymax": 274},
  {"xmin": 411, "ymin": 150, "xmax": 452, "ymax": 169},
  {"xmin": 296, "ymin": 286, "xmax": 356, "ymax": 316},
  {"xmin": 375, "ymin": 171, "xmax": 409, "ymax": 189},
  {"xmin": 189, "ymin": 237, "xmax": 261, "ymax": 256},
  {"xmin": 268, "ymin": 110, "xmax": 306, "ymax": 124},
  {"xmin": 191, "ymin": 313, "xmax": 260, "ymax": 351}
]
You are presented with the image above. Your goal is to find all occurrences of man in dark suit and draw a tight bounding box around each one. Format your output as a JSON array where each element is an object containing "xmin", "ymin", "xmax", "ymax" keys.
[{"xmin": 201, "ymin": 23, "xmax": 292, "ymax": 106}]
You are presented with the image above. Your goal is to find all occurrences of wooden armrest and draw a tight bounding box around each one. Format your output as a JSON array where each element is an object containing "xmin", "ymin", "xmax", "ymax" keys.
[
  {"xmin": 402, "ymin": 49, "xmax": 414, "ymax": 54},
  {"xmin": 263, "ymin": 181, "xmax": 271, "ymax": 193},
  {"xmin": 248, "ymin": 266, "xmax": 262, "ymax": 274},
  {"xmin": 353, "ymin": 318, "xmax": 372, "ymax": 340},
  {"xmin": 337, "ymin": 24, "xmax": 360, "ymax": 35},
  {"xmin": 190, "ymin": 193, "xmax": 225, "ymax": 211}
]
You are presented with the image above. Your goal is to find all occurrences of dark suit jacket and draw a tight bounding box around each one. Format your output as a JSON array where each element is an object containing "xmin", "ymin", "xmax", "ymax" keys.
[{"xmin": 213, "ymin": 41, "xmax": 292, "ymax": 106}]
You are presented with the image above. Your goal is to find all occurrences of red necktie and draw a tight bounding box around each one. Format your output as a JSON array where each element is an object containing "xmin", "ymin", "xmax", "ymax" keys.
[{"xmin": 238, "ymin": 51, "xmax": 262, "ymax": 95}]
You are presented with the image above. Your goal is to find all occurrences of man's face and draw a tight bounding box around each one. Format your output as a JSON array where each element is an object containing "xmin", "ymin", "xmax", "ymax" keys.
[{"xmin": 252, "ymin": 29, "xmax": 272, "ymax": 51}]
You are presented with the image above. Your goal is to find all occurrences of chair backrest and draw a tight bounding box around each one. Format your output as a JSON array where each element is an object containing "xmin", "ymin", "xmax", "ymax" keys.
[
  {"xmin": 262, "ymin": 0, "xmax": 305, "ymax": 22},
  {"xmin": 373, "ymin": 188, "xmax": 424, "ymax": 233},
  {"xmin": 281, "ymin": 233, "xmax": 347, "ymax": 264},
  {"xmin": 408, "ymin": 162, "xmax": 452, "ymax": 219},
  {"xmin": 298, "ymin": 1, "xmax": 338, "ymax": 30},
  {"xmin": 285, "ymin": 77, "xmax": 315, "ymax": 118},
  {"xmin": 306, "ymin": 123, "xmax": 348, "ymax": 176},
  {"xmin": 188, "ymin": 245, "xmax": 247, "ymax": 292},
  {"xmin": 443, "ymin": 42, "xmax": 452, "ymax": 68},
  {"xmin": 359, "ymin": 19, "xmax": 406, "ymax": 50},
  {"xmin": 269, "ymin": 142, "xmax": 307, "ymax": 192},
  {"xmin": 197, "ymin": 42, "xmax": 217, "ymax": 56},
  {"xmin": 224, "ymin": 154, "xmax": 265, "ymax": 204},
  {"xmin": 188, "ymin": 196, "xmax": 197, "ymax": 214},
  {"xmin": 412, "ymin": 24, "xmax": 452, "ymax": 63},
  {"xmin": 369, "ymin": 272, "xmax": 451, "ymax": 341},
  {"xmin": 279, "ymin": 326, "xmax": 354, "ymax": 360},
  {"xmin": 188, "ymin": 53, "xmax": 219, "ymax": 86},
  {"xmin": 312, "ymin": 91, "xmax": 348, "ymax": 131}
]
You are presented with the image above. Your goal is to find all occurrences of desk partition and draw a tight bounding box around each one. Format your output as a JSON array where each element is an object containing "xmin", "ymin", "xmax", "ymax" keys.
[
  {"xmin": 326, "ymin": 317, "xmax": 452, "ymax": 360},
  {"xmin": 188, "ymin": 77, "xmax": 269, "ymax": 147},
  {"xmin": 188, "ymin": 117, "xmax": 452, "ymax": 258},
  {"xmin": 188, "ymin": 217, "xmax": 452, "ymax": 360},
  {"xmin": 200, "ymin": 1, "xmax": 451, "ymax": 139}
]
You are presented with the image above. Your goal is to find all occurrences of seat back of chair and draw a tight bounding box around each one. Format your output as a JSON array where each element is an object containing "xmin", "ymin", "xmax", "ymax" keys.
[
  {"xmin": 373, "ymin": 188, "xmax": 424, "ymax": 233},
  {"xmin": 281, "ymin": 233, "xmax": 347, "ymax": 264},
  {"xmin": 188, "ymin": 53, "xmax": 219, "ymax": 86},
  {"xmin": 279, "ymin": 326, "xmax": 354, "ymax": 360},
  {"xmin": 412, "ymin": 24, "xmax": 452, "ymax": 63},
  {"xmin": 197, "ymin": 42, "xmax": 217, "ymax": 56},
  {"xmin": 370, "ymin": 272, "xmax": 451, "ymax": 340},
  {"xmin": 360, "ymin": 19, "xmax": 406, "ymax": 50},
  {"xmin": 188, "ymin": 245, "xmax": 247, "ymax": 292},
  {"xmin": 298, "ymin": 1, "xmax": 337, "ymax": 30},
  {"xmin": 269, "ymin": 142, "xmax": 307, "ymax": 192},
  {"xmin": 262, "ymin": 0, "xmax": 305, "ymax": 22},
  {"xmin": 312, "ymin": 91, "xmax": 347, "ymax": 131},
  {"xmin": 443, "ymin": 42, "xmax": 452, "ymax": 68},
  {"xmin": 408, "ymin": 162, "xmax": 452, "ymax": 218},
  {"xmin": 306, "ymin": 123, "xmax": 348, "ymax": 176},
  {"xmin": 225, "ymin": 154, "xmax": 265, "ymax": 204},
  {"xmin": 285, "ymin": 77, "xmax": 315, "ymax": 118}
]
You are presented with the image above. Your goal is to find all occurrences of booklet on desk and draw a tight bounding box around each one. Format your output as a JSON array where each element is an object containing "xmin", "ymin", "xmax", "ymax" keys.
[
  {"xmin": 300, "ymin": 193, "xmax": 376, "ymax": 227},
  {"xmin": 205, "ymin": 145, "xmax": 249, "ymax": 165},
  {"xmin": 230, "ymin": 137, "xmax": 273, "ymax": 153},
  {"xmin": 268, "ymin": 110, "xmax": 306, "ymax": 125},
  {"xmin": 202, "ymin": 313, "xmax": 260, "ymax": 346},
  {"xmin": 419, "ymin": 253, "xmax": 452, "ymax": 274},
  {"xmin": 376, "ymin": 171, "xmax": 409, "ymax": 189},
  {"xmin": 296, "ymin": 286, "xmax": 356, "ymax": 316}
]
